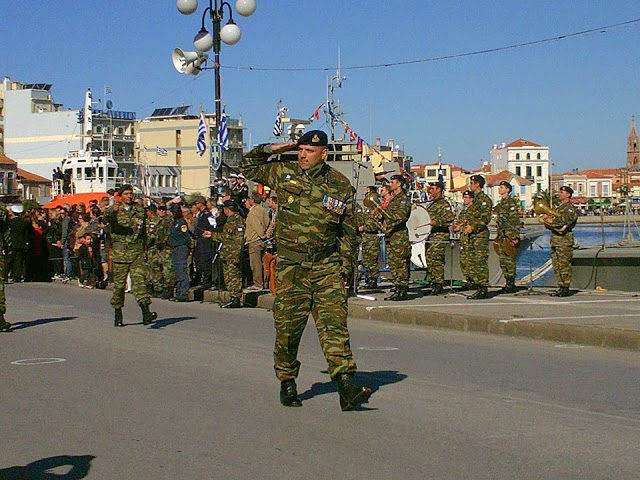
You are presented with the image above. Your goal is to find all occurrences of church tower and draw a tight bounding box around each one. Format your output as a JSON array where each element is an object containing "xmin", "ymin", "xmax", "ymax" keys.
[{"xmin": 627, "ymin": 116, "xmax": 639, "ymax": 170}]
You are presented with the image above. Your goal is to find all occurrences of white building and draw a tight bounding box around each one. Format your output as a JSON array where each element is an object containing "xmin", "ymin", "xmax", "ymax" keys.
[{"xmin": 490, "ymin": 138, "xmax": 550, "ymax": 194}]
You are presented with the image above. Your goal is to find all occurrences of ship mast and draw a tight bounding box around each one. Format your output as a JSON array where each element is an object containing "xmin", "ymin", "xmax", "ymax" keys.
[{"xmin": 326, "ymin": 49, "xmax": 346, "ymax": 142}]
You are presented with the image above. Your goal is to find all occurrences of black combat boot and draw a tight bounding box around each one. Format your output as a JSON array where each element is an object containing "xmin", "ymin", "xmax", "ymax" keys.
[
  {"xmin": 459, "ymin": 279, "xmax": 475, "ymax": 292},
  {"xmin": 365, "ymin": 279, "xmax": 378, "ymax": 290},
  {"xmin": 468, "ymin": 285, "xmax": 489, "ymax": 300},
  {"xmin": 220, "ymin": 296, "xmax": 242, "ymax": 308},
  {"xmin": 280, "ymin": 380, "xmax": 302, "ymax": 407},
  {"xmin": 336, "ymin": 373, "xmax": 372, "ymax": 411},
  {"xmin": 114, "ymin": 308, "xmax": 124, "ymax": 327},
  {"xmin": 425, "ymin": 283, "xmax": 444, "ymax": 296},
  {"xmin": 0, "ymin": 314, "xmax": 11, "ymax": 332},
  {"xmin": 498, "ymin": 277, "xmax": 517, "ymax": 294},
  {"xmin": 550, "ymin": 286, "xmax": 570, "ymax": 297},
  {"xmin": 141, "ymin": 304, "xmax": 157, "ymax": 325}
]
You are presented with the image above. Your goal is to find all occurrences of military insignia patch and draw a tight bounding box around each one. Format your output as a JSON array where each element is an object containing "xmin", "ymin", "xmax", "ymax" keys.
[
  {"xmin": 312, "ymin": 134, "xmax": 320, "ymax": 143},
  {"xmin": 288, "ymin": 195, "xmax": 294, "ymax": 204},
  {"xmin": 180, "ymin": 225, "xmax": 188, "ymax": 233}
]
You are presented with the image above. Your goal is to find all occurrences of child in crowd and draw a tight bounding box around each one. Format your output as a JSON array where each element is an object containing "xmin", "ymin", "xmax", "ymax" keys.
[{"xmin": 77, "ymin": 233, "xmax": 95, "ymax": 288}]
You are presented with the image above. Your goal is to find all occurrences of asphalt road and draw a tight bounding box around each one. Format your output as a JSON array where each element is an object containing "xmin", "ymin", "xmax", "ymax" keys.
[{"xmin": 1, "ymin": 283, "xmax": 639, "ymax": 480}]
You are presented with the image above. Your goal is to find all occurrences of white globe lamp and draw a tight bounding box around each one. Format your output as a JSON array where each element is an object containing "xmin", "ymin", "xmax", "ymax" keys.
[
  {"xmin": 193, "ymin": 28, "xmax": 214, "ymax": 52},
  {"xmin": 220, "ymin": 21, "xmax": 241, "ymax": 45},
  {"xmin": 235, "ymin": 0, "xmax": 256, "ymax": 17},
  {"xmin": 176, "ymin": 0, "xmax": 198, "ymax": 15}
]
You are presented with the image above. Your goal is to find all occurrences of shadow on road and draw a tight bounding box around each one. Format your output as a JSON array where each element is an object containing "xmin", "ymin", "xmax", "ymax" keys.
[
  {"xmin": 149, "ymin": 316, "xmax": 197, "ymax": 329},
  {"xmin": 0, "ymin": 454, "xmax": 95, "ymax": 479},
  {"xmin": 9, "ymin": 317, "xmax": 78, "ymax": 331},
  {"xmin": 299, "ymin": 370, "xmax": 407, "ymax": 403}
]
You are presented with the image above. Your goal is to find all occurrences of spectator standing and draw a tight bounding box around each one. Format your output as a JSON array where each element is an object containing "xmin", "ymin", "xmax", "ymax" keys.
[
  {"xmin": 191, "ymin": 196, "xmax": 215, "ymax": 288},
  {"xmin": 8, "ymin": 205, "xmax": 28, "ymax": 282},
  {"xmin": 77, "ymin": 233, "xmax": 95, "ymax": 288},
  {"xmin": 45, "ymin": 208, "xmax": 64, "ymax": 279},
  {"xmin": 244, "ymin": 193, "xmax": 270, "ymax": 291}
]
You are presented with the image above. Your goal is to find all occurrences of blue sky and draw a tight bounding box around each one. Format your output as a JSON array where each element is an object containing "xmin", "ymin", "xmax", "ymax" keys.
[{"xmin": 2, "ymin": 1, "xmax": 639, "ymax": 173}]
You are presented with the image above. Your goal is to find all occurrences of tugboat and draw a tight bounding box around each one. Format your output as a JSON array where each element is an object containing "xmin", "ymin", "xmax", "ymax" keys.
[{"xmin": 44, "ymin": 89, "xmax": 123, "ymax": 208}]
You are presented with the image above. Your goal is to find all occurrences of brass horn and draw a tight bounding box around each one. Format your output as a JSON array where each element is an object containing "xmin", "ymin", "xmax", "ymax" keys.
[{"xmin": 533, "ymin": 198, "xmax": 559, "ymax": 218}]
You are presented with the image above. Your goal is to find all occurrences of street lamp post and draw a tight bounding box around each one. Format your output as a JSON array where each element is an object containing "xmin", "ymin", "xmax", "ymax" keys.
[{"xmin": 174, "ymin": 0, "xmax": 256, "ymax": 162}]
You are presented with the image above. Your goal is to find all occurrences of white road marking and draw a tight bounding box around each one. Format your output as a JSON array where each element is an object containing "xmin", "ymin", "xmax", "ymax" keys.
[
  {"xmin": 357, "ymin": 346, "xmax": 399, "ymax": 351},
  {"xmin": 364, "ymin": 298, "xmax": 640, "ymax": 311},
  {"xmin": 11, "ymin": 358, "xmax": 67, "ymax": 365},
  {"xmin": 499, "ymin": 313, "xmax": 640, "ymax": 323}
]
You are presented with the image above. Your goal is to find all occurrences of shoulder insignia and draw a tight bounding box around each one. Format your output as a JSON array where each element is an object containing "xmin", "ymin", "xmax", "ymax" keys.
[
  {"xmin": 482, "ymin": 202, "xmax": 487, "ymax": 205},
  {"xmin": 288, "ymin": 195, "xmax": 294, "ymax": 204},
  {"xmin": 180, "ymin": 225, "xmax": 188, "ymax": 233},
  {"xmin": 510, "ymin": 206, "xmax": 515, "ymax": 210},
  {"xmin": 285, "ymin": 174, "xmax": 292, "ymax": 181},
  {"xmin": 238, "ymin": 227, "xmax": 244, "ymax": 232}
]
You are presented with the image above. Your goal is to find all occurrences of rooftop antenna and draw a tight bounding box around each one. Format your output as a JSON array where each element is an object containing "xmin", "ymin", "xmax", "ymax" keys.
[{"xmin": 327, "ymin": 48, "xmax": 347, "ymax": 141}]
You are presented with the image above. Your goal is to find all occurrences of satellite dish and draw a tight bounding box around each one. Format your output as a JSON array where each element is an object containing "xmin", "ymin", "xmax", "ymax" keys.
[
  {"xmin": 172, "ymin": 48, "xmax": 208, "ymax": 76},
  {"xmin": 106, "ymin": 100, "xmax": 113, "ymax": 110}
]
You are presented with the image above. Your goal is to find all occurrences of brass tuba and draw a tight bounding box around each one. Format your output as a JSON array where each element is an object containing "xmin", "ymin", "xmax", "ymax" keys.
[{"xmin": 534, "ymin": 197, "xmax": 568, "ymax": 234}]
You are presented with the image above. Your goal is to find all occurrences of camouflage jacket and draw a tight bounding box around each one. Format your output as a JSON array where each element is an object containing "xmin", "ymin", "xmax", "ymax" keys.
[
  {"xmin": 210, "ymin": 212, "xmax": 245, "ymax": 261},
  {"xmin": 494, "ymin": 195, "xmax": 521, "ymax": 240},
  {"xmin": 0, "ymin": 205, "xmax": 12, "ymax": 257},
  {"xmin": 426, "ymin": 197, "xmax": 454, "ymax": 238},
  {"xmin": 240, "ymin": 144, "xmax": 357, "ymax": 276},
  {"xmin": 356, "ymin": 204, "xmax": 381, "ymax": 235},
  {"xmin": 384, "ymin": 190, "xmax": 411, "ymax": 236},
  {"xmin": 466, "ymin": 191, "xmax": 493, "ymax": 234},
  {"xmin": 104, "ymin": 203, "xmax": 146, "ymax": 262},
  {"xmin": 154, "ymin": 216, "xmax": 173, "ymax": 250},
  {"xmin": 547, "ymin": 201, "xmax": 578, "ymax": 246}
]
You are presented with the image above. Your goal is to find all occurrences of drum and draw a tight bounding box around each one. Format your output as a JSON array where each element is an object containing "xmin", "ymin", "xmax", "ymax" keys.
[
  {"xmin": 410, "ymin": 242, "xmax": 427, "ymax": 268},
  {"xmin": 407, "ymin": 206, "xmax": 431, "ymax": 244}
]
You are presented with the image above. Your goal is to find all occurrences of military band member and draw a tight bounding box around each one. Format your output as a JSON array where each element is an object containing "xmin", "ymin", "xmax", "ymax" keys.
[
  {"xmin": 358, "ymin": 188, "xmax": 382, "ymax": 289},
  {"xmin": 424, "ymin": 181, "xmax": 455, "ymax": 295},
  {"xmin": 104, "ymin": 184, "xmax": 157, "ymax": 327},
  {"xmin": 240, "ymin": 130, "xmax": 371, "ymax": 411},
  {"xmin": 383, "ymin": 175, "xmax": 412, "ymax": 301},
  {"xmin": 543, "ymin": 185, "xmax": 578, "ymax": 297},
  {"xmin": 493, "ymin": 181, "xmax": 521, "ymax": 294},
  {"xmin": 464, "ymin": 175, "xmax": 493, "ymax": 299},
  {"xmin": 452, "ymin": 190, "xmax": 475, "ymax": 290},
  {"xmin": 155, "ymin": 205, "xmax": 175, "ymax": 299}
]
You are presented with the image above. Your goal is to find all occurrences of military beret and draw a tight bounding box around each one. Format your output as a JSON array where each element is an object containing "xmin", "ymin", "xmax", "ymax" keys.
[
  {"xmin": 297, "ymin": 129, "xmax": 328, "ymax": 147},
  {"xmin": 463, "ymin": 190, "xmax": 475, "ymax": 198},
  {"xmin": 499, "ymin": 180, "xmax": 512, "ymax": 191},
  {"xmin": 168, "ymin": 203, "xmax": 181, "ymax": 213},
  {"xmin": 560, "ymin": 185, "xmax": 574, "ymax": 195},
  {"xmin": 429, "ymin": 181, "xmax": 445, "ymax": 190},
  {"xmin": 147, "ymin": 204, "xmax": 157, "ymax": 212},
  {"xmin": 222, "ymin": 199, "xmax": 237, "ymax": 209},
  {"xmin": 469, "ymin": 175, "xmax": 485, "ymax": 186},
  {"xmin": 157, "ymin": 204, "xmax": 167, "ymax": 211},
  {"xmin": 117, "ymin": 184, "xmax": 133, "ymax": 195},
  {"xmin": 390, "ymin": 174, "xmax": 406, "ymax": 185}
]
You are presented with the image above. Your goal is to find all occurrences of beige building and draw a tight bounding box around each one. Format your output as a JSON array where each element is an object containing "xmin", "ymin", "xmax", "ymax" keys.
[{"xmin": 136, "ymin": 109, "xmax": 244, "ymax": 196}]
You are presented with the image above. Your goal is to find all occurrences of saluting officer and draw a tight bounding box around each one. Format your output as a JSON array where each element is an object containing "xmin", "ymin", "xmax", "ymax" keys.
[
  {"xmin": 424, "ymin": 181, "xmax": 455, "ymax": 295},
  {"xmin": 383, "ymin": 175, "xmax": 412, "ymax": 301},
  {"xmin": 464, "ymin": 175, "xmax": 493, "ymax": 299},
  {"xmin": 240, "ymin": 130, "xmax": 371, "ymax": 412},
  {"xmin": 493, "ymin": 181, "xmax": 522, "ymax": 294},
  {"xmin": 543, "ymin": 185, "xmax": 578, "ymax": 297}
]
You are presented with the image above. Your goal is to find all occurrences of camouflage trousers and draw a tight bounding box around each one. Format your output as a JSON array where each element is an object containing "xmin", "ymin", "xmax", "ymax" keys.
[
  {"xmin": 111, "ymin": 258, "xmax": 151, "ymax": 309},
  {"xmin": 147, "ymin": 247, "xmax": 175, "ymax": 294},
  {"xmin": 361, "ymin": 233, "xmax": 380, "ymax": 281},
  {"xmin": 425, "ymin": 234, "xmax": 449, "ymax": 284},
  {"xmin": 272, "ymin": 260, "xmax": 357, "ymax": 382},
  {"xmin": 459, "ymin": 234, "xmax": 472, "ymax": 280},
  {"xmin": 222, "ymin": 257, "xmax": 242, "ymax": 296},
  {"xmin": 467, "ymin": 230, "xmax": 489, "ymax": 286},
  {"xmin": 551, "ymin": 244, "xmax": 573, "ymax": 288},
  {"xmin": 0, "ymin": 256, "xmax": 6, "ymax": 315},
  {"xmin": 386, "ymin": 230, "xmax": 410, "ymax": 288},
  {"xmin": 495, "ymin": 235, "xmax": 517, "ymax": 278}
]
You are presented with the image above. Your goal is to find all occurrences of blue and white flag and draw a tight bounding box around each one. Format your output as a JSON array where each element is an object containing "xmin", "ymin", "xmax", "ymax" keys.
[
  {"xmin": 157, "ymin": 146, "xmax": 168, "ymax": 156},
  {"xmin": 197, "ymin": 111, "xmax": 207, "ymax": 156},
  {"xmin": 218, "ymin": 107, "xmax": 229, "ymax": 151},
  {"xmin": 273, "ymin": 114, "xmax": 283, "ymax": 137}
]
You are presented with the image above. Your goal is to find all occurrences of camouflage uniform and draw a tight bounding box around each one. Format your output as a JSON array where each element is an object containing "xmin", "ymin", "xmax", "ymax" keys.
[
  {"xmin": 0, "ymin": 205, "xmax": 12, "ymax": 326},
  {"xmin": 145, "ymin": 215, "xmax": 163, "ymax": 295},
  {"xmin": 240, "ymin": 144, "xmax": 358, "ymax": 382},
  {"xmin": 465, "ymin": 191, "xmax": 493, "ymax": 286},
  {"xmin": 547, "ymin": 201, "xmax": 578, "ymax": 288},
  {"xmin": 384, "ymin": 191, "xmax": 411, "ymax": 288},
  {"xmin": 425, "ymin": 199, "xmax": 454, "ymax": 284},
  {"xmin": 156, "ymin": 215, "xmax": 175, "ymax": 294},
  {"xmin": 104, "ymin": 203, "xmax": 151, "ymax": 308},
  {"xmin": 356, "ymin": 203, "xmax": 381, "ymax": 284},
  {"xmin": 493, "ymin": 195, "xmax": 521, "ymax": 279},
  {"xmin": 209, "ymin": 213, "xmax": 245, "ymax": 297},
  {"xmin": 455, "ymin": 207, "xmax": 473, "ymax": 281}
]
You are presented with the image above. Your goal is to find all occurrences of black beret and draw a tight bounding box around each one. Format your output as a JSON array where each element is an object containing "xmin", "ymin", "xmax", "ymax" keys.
[
  {"xmin": 222, "ymin": 199, "xmax": 237, "ymax": 209},
  {"xmin": 147, "ymin": 204, "xmax": 157, "ymax": 212},
  {"xmin": 297, "ymin": 130, "xmax": 328, "ymax": 147},
  {"xmin": 429, "ymin": 181, "xmax": 445, "ymax": 190},
  {"xmin": 469, "ymin": 175, "xmax": 485, "ymax": 186},
  {"xmin": 157, "ymin": 204, "xmax": 167, "ymax": 211},
  {"xmin": 499, "ymin": 180, "xmax": 512, "ymax": 191},
  {"xmin": 463, "ymin": 190, "xmax": 475, "ymax": 198},
  {"xmin": 117, "ymin": 184, "xmax": 133, "ymax": 195},
  {"xmin": 168, "ymin": 203, "xmax": 181, "ymax": 213},
  {"xmin": 390, "ymin": 174, "xmax": 406, "ymax": 185},
  {"xmin": 560, "ymin": 185, "xmax": 574, "ymax": 195}
]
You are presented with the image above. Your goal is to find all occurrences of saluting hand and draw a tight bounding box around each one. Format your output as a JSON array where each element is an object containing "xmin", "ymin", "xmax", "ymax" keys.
[{"xmin": 270, "ymin": 143, "xmax": 297, "ymax": 155}]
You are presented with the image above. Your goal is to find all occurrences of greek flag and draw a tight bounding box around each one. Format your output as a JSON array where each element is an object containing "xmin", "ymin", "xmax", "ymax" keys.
[
  {"xmin": 157, "ymin": 146, "xmax": 168, "ymax": 156},
  {"xmin": 273, "ymin": 114, "xmax": 283, "ymax": 136},
  {"xmin": 197, "ymin": 112, "xmax": 207, "ymax": 156},
  {"xmin": 218, "ymin": 107, "xmax": 229, "ymax": 151}
]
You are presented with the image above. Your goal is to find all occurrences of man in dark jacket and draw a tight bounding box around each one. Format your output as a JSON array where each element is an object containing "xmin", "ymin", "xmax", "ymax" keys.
[
  {"xmin": 191, "ymin": 196, "xmax": 215, "ymax": 288},
  {"xmin": 8, "ymin": 206, "xmax": 28, "ymax": 282}
]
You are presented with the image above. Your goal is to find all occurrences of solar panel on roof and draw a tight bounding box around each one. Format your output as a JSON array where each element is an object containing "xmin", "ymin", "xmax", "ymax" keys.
[{"xmin": 172, "ymin": 106, "xmax": 190, "ymax": 115}]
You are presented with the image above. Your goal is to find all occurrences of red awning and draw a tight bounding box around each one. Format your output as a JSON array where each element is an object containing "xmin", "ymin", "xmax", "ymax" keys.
[{"xmin": 42, "ymin": 192, "xmax": 109, "ymax": 209}]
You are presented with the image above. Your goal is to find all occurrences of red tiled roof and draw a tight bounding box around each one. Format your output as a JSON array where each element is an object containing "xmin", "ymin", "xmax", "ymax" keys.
[
  {"xmin": 485, "ymin": 170, "xmax": 533, "ymax": 186},
  {"xmin": 578, "ymin": 168, "xmax": 619, "ymax": 178},
  {"xmin": 0, "ymin": 154, "xmax": 18, "ymax": 166},
  {"xmin": 17, "ymin": 168, "xmax": 51, "ymax": 184},
  {"xmin": 505, "ymin": 138, "xmax": 543, "ymax": 148}
]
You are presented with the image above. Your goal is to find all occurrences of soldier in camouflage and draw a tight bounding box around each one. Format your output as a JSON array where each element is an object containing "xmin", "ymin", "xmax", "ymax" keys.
[
  {"xmin": 206, "ymin": 200, "xmax": 245, "ymax": 308},
  {"xmin": 493, "ymin": 181, "xmax": 522, "ymax": 294},
  {"xmin": 0, "ymin": 204, "xmax": 12, "ymax": 332},
  {"xmin": 464, "ymin": 175, "xmax": 493, "ymax": 299},
  {"xmin": 155, "ymin": 205, "xmax": 175, "ymax": 299},
  {"xmin": 423, "ymin": 182, "xmax": 455, "ymax": 295},
  {"xmin": 383, "ymin": 175, "xmax": 412, "ymax": 301},
  {"xmin": 357, "ymin": 188, "xmax": 381, "ymax": 289},
  {"xmin": 452, "ymin": 190, "xmax": 475, "ymax": 290},
  {"xmin": 145, "ymin": 205, "xmax": 164, "ymax": 297},
  {"xmin": 240, "ymin": 130, "xmax": 371, "ymax": 411},
  {"xmin": 542, "ymin": 185, "xmax": 578, "ymax": 297},
  {"xmin": 103, "ymin": 185, "xmax": 157, "ymax": 327}
]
